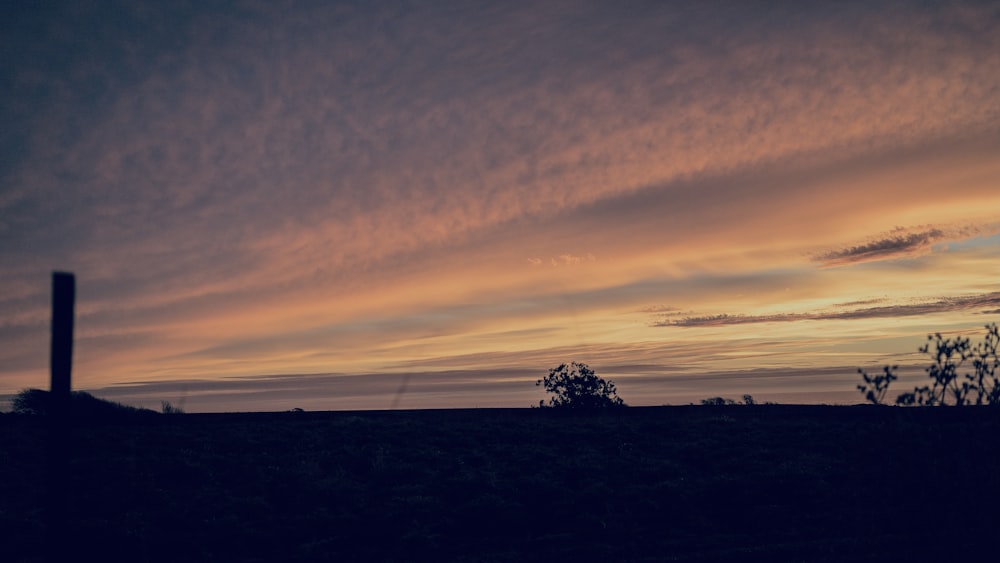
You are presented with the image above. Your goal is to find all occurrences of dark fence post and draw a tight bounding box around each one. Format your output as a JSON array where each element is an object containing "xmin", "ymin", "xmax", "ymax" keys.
[
  {"xmin": 47, "ymin": 271, "xmax": 75, "ymax": 561},
  {"xmin": 50, "ymin": 271, "xmax": 75, "ymax": 413}
]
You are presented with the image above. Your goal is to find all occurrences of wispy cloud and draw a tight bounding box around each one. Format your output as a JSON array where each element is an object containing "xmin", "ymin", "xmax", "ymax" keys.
[
  {"xmin": 638, "ymin": 305, "xmax": 679, "ymax": 314},
  {"xmin": 816, "ymin": 228, "xmax": 945, "ymax": 266},
  {"xmin": 526, "ymin": 254, "xmax": 596, "ymax": 267},
  {"xmin": 659, "ymin": 293, "xmax": 1000, "ymax": 328},
  {"xmin": 813, "ymin": 222, "xmax": 1000, "ymax": 267}
]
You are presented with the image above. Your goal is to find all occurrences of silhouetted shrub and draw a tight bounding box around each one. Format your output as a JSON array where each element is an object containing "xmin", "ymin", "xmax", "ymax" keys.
[
  {"xmin": 536, "ymin": 362, "xmax": 626, "ymax": 409},
  {"xmin": 11, "ymin": 388, "xmax": 155, "ymax": 417},
  {"xmin": 11, "ymin": 388, "xmax": 49, "ymax": 415},
  {"xmin": 858, "ymin": 323, "xmax": 1000, "ymax": 406},
  {"xmin": 856, "ymin": 365, "xmax": 898, "ymax": 405}
]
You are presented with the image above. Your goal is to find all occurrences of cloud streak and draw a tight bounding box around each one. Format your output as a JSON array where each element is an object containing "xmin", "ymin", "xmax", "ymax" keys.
[
  {"xmin": 817, "ymin": 228, "xmax": 946, "ymax": 266},
  {"xmin": 660, "ymin": 292, "xmax": 1000, "ymax": 328}
]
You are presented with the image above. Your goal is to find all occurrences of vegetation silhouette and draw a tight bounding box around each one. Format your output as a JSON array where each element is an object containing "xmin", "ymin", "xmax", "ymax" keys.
[
  {"xmin": 700, "ymin": 394, "xmax": 758, "ymax": 406},
  {"xmin": 12, "ymin": 388, "xmax": 156, "ymax": 418},
  {"xmin": 536, "ymin": 362, "xmax": 626, "ymax": 409},
  {"xmin": 160, "ymin": 400, "xmax": 185, "ymax": 414},
  {"xmin": 856, "ymin": 365, "xmax": 898, "ymax": 405},
  {"xmin": 858, "ymin": 323, "xmax": 1000, "ymax": 406}
]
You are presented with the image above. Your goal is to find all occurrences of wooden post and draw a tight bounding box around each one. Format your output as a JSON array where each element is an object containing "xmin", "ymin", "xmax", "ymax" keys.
[
  {"xmin": 50, "ymin": 272, "xmax": 75, "ymax": 413},
  {"xmin": 47, "ymin": 272, "xmax": 74, "ymax": 560}
]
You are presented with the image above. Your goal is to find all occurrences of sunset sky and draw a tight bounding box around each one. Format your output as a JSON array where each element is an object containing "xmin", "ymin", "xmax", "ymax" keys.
[{"xmin": 2, "ymin": 1, "xmax": 998, "ymax": 412}]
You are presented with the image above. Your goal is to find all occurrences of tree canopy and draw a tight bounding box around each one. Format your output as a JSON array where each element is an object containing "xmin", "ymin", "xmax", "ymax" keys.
[{"xmin": 536, "ymin": 362, "xmax": 626, "ymax": 409}]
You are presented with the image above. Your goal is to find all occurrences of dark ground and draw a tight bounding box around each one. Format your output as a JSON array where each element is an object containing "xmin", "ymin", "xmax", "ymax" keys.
[{"xmin": 1, "ymin": 405, "xmax": 998, "ymax": 562}]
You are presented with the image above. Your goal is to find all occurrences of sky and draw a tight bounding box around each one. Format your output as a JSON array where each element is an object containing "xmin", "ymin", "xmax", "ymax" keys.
[{"xmin": 2, "ymin": 0, "xmax": 999, "ymax": 412}]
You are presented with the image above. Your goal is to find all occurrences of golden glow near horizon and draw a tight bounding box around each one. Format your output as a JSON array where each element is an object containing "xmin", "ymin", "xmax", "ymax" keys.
[{"xmin": 2, "ymin": 1, "xmax": 999, "ymax": 411}]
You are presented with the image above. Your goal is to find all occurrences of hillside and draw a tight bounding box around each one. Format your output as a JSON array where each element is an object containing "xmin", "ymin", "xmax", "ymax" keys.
[{"xmin": 1, "ymin": 406, "xmax": 997, "ymax": 561}]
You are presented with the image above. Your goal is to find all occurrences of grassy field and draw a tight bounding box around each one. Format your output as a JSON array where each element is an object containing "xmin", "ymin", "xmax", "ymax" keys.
[{"xmin": 1, "ymin": 406, "xmax": 998, "ymax": 562}]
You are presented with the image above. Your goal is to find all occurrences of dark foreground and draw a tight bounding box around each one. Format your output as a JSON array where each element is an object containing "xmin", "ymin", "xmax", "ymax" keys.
[{"xmin": 1, "ymin": 405, "xmax": 998, "ymax": 562}]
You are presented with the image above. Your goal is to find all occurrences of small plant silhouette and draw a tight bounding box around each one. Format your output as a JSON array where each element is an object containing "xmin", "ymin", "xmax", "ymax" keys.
[
  {"xmin": 536, "ymin": 362, "xmax": 625, "ymax": 409},
  {"xmin": 857, "ymin": 323, "xmax": 1000, "ymax": 406},
  {"xmin": 856, "ymin": 365, "xmax": 898, "ymax": 405},
  {"xmin": 161, "ymin": 400, "xmax": 185, "ymax": 414}
]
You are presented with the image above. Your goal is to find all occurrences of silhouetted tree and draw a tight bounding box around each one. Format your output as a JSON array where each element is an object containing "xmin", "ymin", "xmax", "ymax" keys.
[
  {"xmin": 536, "ymin": 362, "xmax": 625, "ymax": 409},
  {"xmin": 858, "ymin": 323, "xmax": 1000, "ymax": 406}
]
